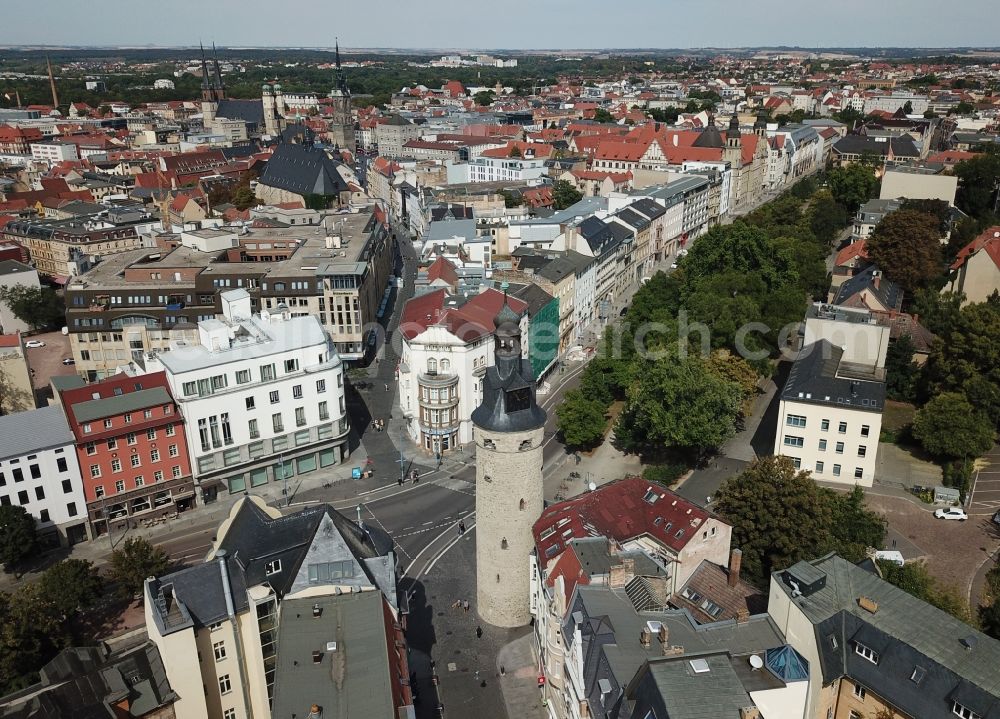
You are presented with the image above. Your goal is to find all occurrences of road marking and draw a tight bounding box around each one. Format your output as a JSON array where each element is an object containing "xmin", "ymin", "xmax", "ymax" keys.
[
  {"xmin": 422, "ymin": 522, "xmax": 476, "ymax": 579},
  {"xmin": 401, "ymin": 513, "xmax": 475, "ymax": 581}
]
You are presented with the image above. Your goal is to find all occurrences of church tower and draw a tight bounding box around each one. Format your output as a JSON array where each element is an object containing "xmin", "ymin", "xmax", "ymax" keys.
[
  {"xmin": 328, "ymin": 41, "xmax": 356, "ymax": 152},
  {"xmin": 199, "ymin": 43, "xmax": 225, "ymax": 126},
  {"xmin": 262, "ymin": 83, "xmax": 278, "ymax": 136},
  {"xmin": 471, "ymin": 291, "xmax": 547, "ymax": 628},
  {"xmin": 723, "ymin": 112, "xmax": 743, "ymax": 169}
]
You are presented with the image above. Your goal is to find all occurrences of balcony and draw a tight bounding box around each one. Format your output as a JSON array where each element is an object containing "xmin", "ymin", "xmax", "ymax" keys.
[
  {"xmin": 419, "ymin": 391, "xmax": 459, "ymax": 409},
  {"xmin": 417, "ymin": 371, "xmax": 459, "ymax": 388}
]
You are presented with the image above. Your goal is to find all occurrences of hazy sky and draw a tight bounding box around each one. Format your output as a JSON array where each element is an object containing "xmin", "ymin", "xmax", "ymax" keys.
[{"xmin": 2, "ymin": 0, "xmax": 999, "ymax": 49}]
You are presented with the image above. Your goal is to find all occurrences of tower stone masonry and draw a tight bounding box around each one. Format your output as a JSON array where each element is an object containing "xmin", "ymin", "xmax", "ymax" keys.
[{"xmin": 472, "ymin": 292, "xmax": 546, "ymax": 627}]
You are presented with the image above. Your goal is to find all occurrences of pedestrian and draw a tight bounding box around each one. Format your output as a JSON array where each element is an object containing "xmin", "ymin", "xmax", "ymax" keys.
[
  {"xmin": 413, "ymin": 472, "xmax": 419, "ymax": 484},
  {"xmin": 385, "ymin": 383, "xmax": 389, "ymax": 392},
  {"xmin": 459, "ymin": 520, "xmax": 466, "ymax": 534},
  {"xmin": 463, "ymin": 599, "xmax": 469, "ymax": 613},
  {"xmin": 500, "ymin": 665, "xmax": 505, "ymax": 676},
  {"xmin": 398, "ymin": 475, "xmax": 403, "ymax": 486},
  {"xmin": 476, "ymin": 625, "xmax": 483, "ymax": 639}
]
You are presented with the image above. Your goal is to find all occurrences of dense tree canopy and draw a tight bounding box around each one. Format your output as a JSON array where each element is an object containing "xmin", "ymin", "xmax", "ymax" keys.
[
  {"xmin": 0, "ymin": 505, "xmax": 38, "ymax": 572},
  {"xmin": 556, "ymin": 390, "xmax": 608, "ymax": 449},
  {"xmin": 0, "ymin": 286, "xmax": 64, "ymax": 331},
  {"xmin": 827, "ymin": 163, "xmax": 879, "ymax": 213},
  {"xmin": 912, "ymin": 392, "xmax": 995, "ymax": 459},
  {"xmin": 110, "ymin": 537, "xmax": 171, "ymax": 599},
  {"xmin": 552, "ymin": 179, "xmax": 583, "ymax": 210},
  {"xmin": 953, "ymin": 150, "xmax": 1000, "ymax": 220},
  {"xmin": 866, "ymin": 209, "xmax": 944, "ymax": 293}
]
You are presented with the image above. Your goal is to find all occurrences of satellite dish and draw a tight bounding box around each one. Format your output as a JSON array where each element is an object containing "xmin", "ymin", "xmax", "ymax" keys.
[
  {"xmin": 749, "ymin": 655, "xmax": 764, "ymax": 670},
  {"xmin": 588, "ymin": 482, "xmax": 597, "ymax": 492}
]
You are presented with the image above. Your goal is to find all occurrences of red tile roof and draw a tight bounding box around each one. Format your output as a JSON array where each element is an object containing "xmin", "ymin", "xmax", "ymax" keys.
[
  {"xmin": 545, "ymin": 546, "xmax": 590, "ymax": 605},
  {"xmin": 533, "ymin": 478, "xmax": 714, "ymax": 563},
  {"xmin": 425, "ymin": 256, "xmax": 459, "ymax": 286},
  {"xmin": 399, "ymin": 288, "xmax": 527, "ymax": 343},
  {"xmin": 835, "ymin": 239, "xmax": 870, "ymax": 267},
  {"xmin": 479, "ymin": 141, "xmax": 553, "ymax": 159},
  {"xmin": 952, "ymin": 226, "xmax": 1000, "ymax": 271},
  {"xmin": 927, "ymin": 150, "xmax": 979, "ymax": 165}
]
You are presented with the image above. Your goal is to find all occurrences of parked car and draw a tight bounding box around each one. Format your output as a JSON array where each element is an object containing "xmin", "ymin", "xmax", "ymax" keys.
[
  {"xmin": 62, "ymin": 358, "xmax": 75, "ymax": 365},
  {"xmin": 670, "ymin": 262, "xmax": 678, "ymax": 269},
  {"xmin": 934, "ymin": 507, "xmax": 968, "ymax": 521},
  {"xmin": 24, "ymin": 340, "xmax": 45, "ymax": 348}
]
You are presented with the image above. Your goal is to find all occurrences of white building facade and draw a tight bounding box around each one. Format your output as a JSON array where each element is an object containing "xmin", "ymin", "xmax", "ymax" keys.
[
  {"xmin": 0, "ymin": 405, "xmax": 89, "ymax": 546},
  {"xmin": 143, "ymin": 290, "xmax": 350, "ymax": 503}
]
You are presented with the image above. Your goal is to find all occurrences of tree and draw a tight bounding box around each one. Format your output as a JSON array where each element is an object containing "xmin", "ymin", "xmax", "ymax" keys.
[
  {"xmin": 713, "ymin": 456, "xmax": 834, "ymax": 585},
  {"xmin": 953, "ymin": 151, "xmax": 1000, "ymax": 220},
  {"xmin": 982, "ymin": 600, "xmax": 1000, "ymax": 640},
  {"xmin": 230, "ymin": 185, "xmax": 257, "ymax": 210},
  {"xmin": 109, "ymin": 536, "xmax": 170, "ymax": 599},
  {"xmin": 0, "ymin": 505, "xmax": 38, "ymax": 572},
  {"xmin": 902, "ymin": 100, "xmax": 914, "ymax": 115},
  {"xmin": 923, "ymin": 299, "xmax": 1000, "ymax": 414},
  {"xmin": 681, "ymin": 222, "xmax": 799, "ymax": 292},
  {"xmin": 615, "ymin": 355, "xmax": 742, "ymax": 457},
  {"xmin": 826, "ymin": 163, "xmax": 879, "ymax": 213},
  {"xmin": 555, "ymin": 390, "xmax": 608, "ymax": 448},
  {"xmin": 808, "ymin": 192, "xmax": 848, "ymax": 243},
  {"xmin": 38, "ymin": 559, "xmax": 103, "ymax": 623},
  {"xmin": 0, "ymin": 285, "xmax": 64, "ymax": 331},
  {"xmin": 0, "ymin": 584, "xmax": 62, "ymax": 694},
  {"xmin": 952, "ymin": 101, "xmax": 975, "ymax": 116},
  {"xmin": 832, "ymin": 106, "xmax": 864, "ymax": 126},
  {"xmin": 500, "ymin": 190, "xmax": 520, "ymax": 208},
  {"xmin": 885, "ymin": 335, "xmax": 919, "ymax": 402},
  {"xmin": 866, "ymin": 209, "xmax": 943, "ymax": 294},
  {"xmin": 828, "ymin": 486, "xmax": 887, "ymax": 563},
  {"xmin": 472, "ymin": 90, "xmax": 495, "ymax": 107},
  {"xmin": 912, "ymin": 392, "xmax": 995, "ymax": 460},
  {"xmin": 592, "ymin": 108, "xmax": 615, "ymax": 124},
  {"xmin": 705, "ymin": 350, "xmax": 760, "ymax": 419},
  {"xmin": 552, "ymin": 179, "xmax": 582, "ymax": 210}
]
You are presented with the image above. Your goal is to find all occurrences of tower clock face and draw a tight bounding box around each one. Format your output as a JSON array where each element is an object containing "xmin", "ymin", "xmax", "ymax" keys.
[{"xmin": 505, "ymin": 387, "xmax": 531, "ymax": 413}]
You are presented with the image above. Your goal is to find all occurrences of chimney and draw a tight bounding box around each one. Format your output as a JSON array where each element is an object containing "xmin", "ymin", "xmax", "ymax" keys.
[
  {"xmin": 640, "ymin": 628, "xmax": 651, "ymax": 648},
  {"xmin": 740, "ymin": 708, "xmax": 761, "ymax": 719},
  {"xmin": 728, "ymin": 548, "xmax": 743, "ymax": 588},
  {"xmin": 657, "ymin": 624, "xmax": 669, "ymax": 646},
  {"xmin": 608, "ymin": 558, "xmax": 635, "ymax": 588}
]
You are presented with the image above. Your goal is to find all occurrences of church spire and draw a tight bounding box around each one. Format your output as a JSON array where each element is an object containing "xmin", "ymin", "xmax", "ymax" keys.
[
  {"xmin": 200, "ymin": 42, "xmax": 211, "ymax": 92},
  {"xmin": 335, "ymin": 38, "xmax": 349, "ymax": 94},
  {"xmin": 46, "ymin": 55, "xmax": 59, "ymax": 109},
  {"xmin": 211, "ymin": 42, "xmax": 226, "ymax": 99}
]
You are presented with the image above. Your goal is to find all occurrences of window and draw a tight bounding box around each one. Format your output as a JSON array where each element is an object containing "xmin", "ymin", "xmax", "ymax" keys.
[
  {"xmin": 818, "ymin": 439, "xmax": 827, "ymax": 451},
  {"xmin": 265, "ymin": 559, "xmax": 282, "ymax": 575},
  {"xmin": 316, "ymin": 379, "xmax": 326, "ymax": 393},
  {"xmin": 270, "ymin": 390, "xmax": 280, "ymax": 404},
  {"xmin": 104, "ymin": 419, "xmax": 113, "ymax": 429},
  {"xmin": 146, "ymin": 428, "xmax": 156, "ymax": 440},
  {"xmin": 307, "ymin": 561, "xmax": 355, "ymax": 583},
  {"xmin": 245, "ymin": 396, "xmax": 256, "ymax": 411},
  {"xmin": 284, "ymin": 359, "xmax": 299, "ymax": 373},
  {"xmin": 107, "ymin": 438, "xmax": 118, "ymax": 450},
  {"xmin": 783, "ymin": 435, "xmax": 804, "ymax": 448},
  {"xmin": 150, "ymin": 449, "xmax": 160, "ymax": 462},
  {"xmin": 858, "ymin": 445, "xmax": 867, "ymax": 457},
  {"xmin": 86, "ymin": 442, "xmax": 96, "ymax": 455},
  {"xmin": 165, "ymin": 423, "xmax": 175, "ymax": 437},
  {"xmin": 218, "ymin": 675, "xmax": 231, "ymax": 695},
  {"xmin": 134, "ymin": 475, "xmax": 144, "ymax": 487},
  {"xmin": 952, "ymin": 702, "xmax": 980, "ymax": 719},
  {"xmin": 62, "ymin": 478, "xmax": 73, "ymax": 493},
  {"xmin": 820, "ymin": 419, "xmax": 829, "ymax": 431},
  {"xmin": 835, "ymin": 442, "xmax": 844, "ymax": 454},
  {"xmin": 236, "ymin": 369, "xmax": 251, "ymax": 385},
  {"xmin": 154, "ymin": 470, "xmax": 164, "ymax": 482},
  {"xmin": 786, "ymin": 414, "xmax": 807, "ymax": 427},
  {"xmin": 114, "ymin": 480, "xmax": 125, "ymax": 493},
  {"xmin": 111, "ymin": 459, "xmax": 122, "ymax": 473},
  {"xmin": 861, "ymin": 424, "xmax": 870, "ymax": 438},
  {"xmin": 39, "ymin": 509, "xmax": 49, "ymax": 522},
  {"xmin": 318, "ymin": 402, "xmax": 329, "ymax": 421},
  {"xmin": 130, "ymin": 454, "xmax": 141, "ymax": 468},
  {"xmin": 83, "ymin": 423, "xmax": 92, "ymax": 434},
  {"xmin": 67, "ymin": 502, "xmax": 77, "ymax": 517},
  {"xmin": 34, "ymin": 486, "xmax": 45, "ymax": 501},
  {"xmin": 29, "ymin": 464, "xmax": 40, "ymax": 479},
  {"xmin": 168, "ymin": 444, "xmax": 178, "ymax": 458},
  {"xmin": 855, "ymin": 467, "xmax": 864, "ymax": 479},
  {"xmin": 127, "ymin": 432, "xmax": 137, "ymax": 445},
  {"xmin": 260, "ymin": 364, "xmax": 275, "ymax": 381},
  {"xmin": 124, "ymin": 412, "xmax": 132, "ymax": 424},
  {"xmin": 295, "ymin": 407, "xmax": 306, "ymax": 427},
  {"xmin": 94, "ymin": 485, "xmax": 105, "ymax": 498},
  {"xmin": 213, "ymin": 641, "xmax": 227, "ymax": 661},
  {"xmin": 833, "ymin": 464, "xmax": 842, "ymax": 476},
  {"xmin": 248, "ymin": 419, "xmax": 259, "ymax": 439},
  {"xmin": 221, "ymin": 413, "xmax": 233, "ymax": 446},
  {"xmin": 172, "ymin": 465, "xmax": 182, "ymax": 478},
  {"xmin": 854, "ymin": 642, "xmax": 879, "ymax": 664},
  {"xmin": 183, "ymin": 381, "xmax": 197, "ymax": 397},
  {"xmin": 853, "ymin": 684, "xmax": 866, "ymax": 700},
  {"xmin": 292, "ymin": 384, "xmax": 303, "ymax": 399},
  {"xmin": 224, "ymin": 710, "xmax": 236, "ymax": 719},
  {"xmin": 272, "ymin": 413, "xmax": 284, "ymax": 433},
  {"xmin": 816, "ymin": 461, "xmax": 824, "ymax": 473},
  {"xmin": 838, "ymin": 421, "xmax": 847, "ymax": 433}
]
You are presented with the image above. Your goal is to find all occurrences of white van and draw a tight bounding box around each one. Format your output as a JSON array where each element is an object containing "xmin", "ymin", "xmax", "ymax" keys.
[{"xmin": 873, "ymin": 550, "xmax": 905, "ymax": 566}]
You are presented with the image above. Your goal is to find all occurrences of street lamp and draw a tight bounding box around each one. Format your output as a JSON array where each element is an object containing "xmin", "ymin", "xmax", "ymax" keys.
[{"xmin": 356, "ymin": 503, "xmax": 364, "ymax": 527}]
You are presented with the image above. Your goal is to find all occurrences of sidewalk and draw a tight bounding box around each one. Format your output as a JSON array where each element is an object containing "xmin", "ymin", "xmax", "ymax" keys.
[{"xmin": 498, "ymin": 633, "xmax": 547, "ymax": 719}]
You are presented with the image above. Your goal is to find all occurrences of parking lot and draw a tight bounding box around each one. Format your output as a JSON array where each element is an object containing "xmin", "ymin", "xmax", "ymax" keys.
[
  {"xmin": 969, "ymin": 445, "xmax": 1000, "ymax": 518},
  {"xmin": 23, "ymin": 330, "xmax": 77, "ymax": 400}
]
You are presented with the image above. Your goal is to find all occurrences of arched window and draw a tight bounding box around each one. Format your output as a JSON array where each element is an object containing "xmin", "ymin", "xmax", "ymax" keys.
[
  {"xmin": 427, "ymin": 358, "xmax": 437, "ymax": 373},
  {"xmin": 501, "ymin": 537, "xmax": 508, "ymax": 549},
  {"xmin": 440, "ymin": 358, "xmax": 450, "ymax": 372},
  {"xmin": 519, "ymin": 499, "xmax": 526, "ymax": 511}
]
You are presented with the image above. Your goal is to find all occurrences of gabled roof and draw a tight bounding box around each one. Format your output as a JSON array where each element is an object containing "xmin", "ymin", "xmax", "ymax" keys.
[
  {"xmin": 669, "ymin": 559, "xmax": 766, "ymax": 624},
  {"xmin": 214, "ymin": 98, "xmax": 265, "ymax": 126},
  {"xmin": 399, "ymin": 287, "xmax": 527, "ymax": 343},
  {"xmin": 425, "ymin": 256, "xmax": 459, "ymax": 286},
  {"xmin": 0, "ymin": 406, "xmax": 75, "ymax": 462},
  {"xmin": 258, "ymin": 143, "xmax": 350, "ymax": 197},
  {"xmin": 951, "ymin": 226, "xmax": 1000, "ymax": 271},
  {"xmin": 833, "ymin": 264, "xmax": 903, "ymax": 312},
  {"xmin": 533, "ymin": 478, "xmax": 717, "ymax": 564},
  {"xmin": 833, "ymin": 239, "xmax": 870, "ymax": 268}
]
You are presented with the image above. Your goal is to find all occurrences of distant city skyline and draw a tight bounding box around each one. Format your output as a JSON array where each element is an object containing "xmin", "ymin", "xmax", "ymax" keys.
[{"xmin": 2, "ymin": 0, "xmax": 999, "ymax": 50}]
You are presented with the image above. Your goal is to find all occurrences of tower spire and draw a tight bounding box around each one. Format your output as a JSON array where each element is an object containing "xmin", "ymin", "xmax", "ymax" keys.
[
  {"xmin": 199, "ymin": 42, "xmax": 211, "ymax": 93},
  {"xmin": 211, "ymin": 42, "xmax": 225, "ymax": 99},
  {"xmin": 46, "ymin": 56, "xmax": 59, "ymax": 109},
  {"xmin": 335, "ymin": 38, "xmax": 348, "ymax": 94}
]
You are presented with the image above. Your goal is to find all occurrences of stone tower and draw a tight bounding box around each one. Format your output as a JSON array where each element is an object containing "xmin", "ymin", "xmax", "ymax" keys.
[
  {"xmin": 199, "ymin": 43, "xmax": 225, "ymax": 126},
  {"xmin": 328, "ymin": 40, "xmax": 356, "ymax": 152},
  {"xmin": 262, "ymin": 84, "xmax": 278, "ymax": 136},
  {"xmin": 471, "ymin": 292, "xmax": 547, "ymax": 628}
]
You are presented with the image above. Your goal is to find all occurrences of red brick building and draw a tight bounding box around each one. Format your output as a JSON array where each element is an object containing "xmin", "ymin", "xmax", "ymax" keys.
[{"xmin": 59, "ymin": 371, "xmax": 195, "ymax": 536}]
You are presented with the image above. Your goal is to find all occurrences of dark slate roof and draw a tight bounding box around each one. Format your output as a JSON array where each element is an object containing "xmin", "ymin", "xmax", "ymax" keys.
[
  {"xmin": 833, "ymin": 264, "xmax": 903, "ymax": 311},
  {"xmin": 214, "ymin": 98, "xmax": 265, "ymax": 126},
  {"xmin": 0, "ymin": 643, "xmax": 175, "ymax": 719},
  {"xmin": 636, "ymin": 653, "xmax": 754, "ymax": 719},
  {"xmin": 216, "ymin": 499, "xmax": 392, "ymax": 597},
  {"xmin": 614, "ymin": 207, "xmax": 650, "ymax": 231},
  {"xmin": 146, "ymin": 555, "xmax": 249, "ymax": 634},
  {"xmin": 692, "ymin": 123, "xmax": 725, "ymax": 148},
  {"xmin": 629, "ymin": 197, "xmax": 666, "ymax": 220},
  {"xmin": 71, "ymin": 387, "xmax": 172, "ymax": 423},
  {"xmin": 510, "ymin": 282, "xmax": 554, "ymax": 317},
  {"xmin": 259, "ymin": 143, "xmax": 350, "ymax": 197},
  {"xmin": 578, "ymin": 215, "xmax": 622, "ymax": 256},
  {"xmin": 220, "ymin": 143, "xmax": 260, "ymax": 160},
  {"xmin": 270, "ymin": 592, "xmax": 396, "ymax": 719},
  {"xmin": 430, "ymin": 204, "xmax": 474, "ymax": 221},
  {"xmin": 781, "ymin": 339, "xmax": 885, "ymax": 413},
  {"xmin": 607, "ymin": 221, "xmax": 634, "ymax": 245},
  {"xmin": 832, "ymin": 134, "xmax": 919, "ymax": 158}
]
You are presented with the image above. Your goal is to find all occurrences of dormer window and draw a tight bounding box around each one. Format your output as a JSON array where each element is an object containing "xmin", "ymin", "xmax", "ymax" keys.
[
  {"xmin": 265, "ymin": 559, "xmax": 282, "ymax": 576},
  {"xmin": 952, "ymin": 702, "xmax": 981, "ymax": 719},
  {"xmin": 854, "ymin": 642, "xmax": 879, "ymax": 664}
]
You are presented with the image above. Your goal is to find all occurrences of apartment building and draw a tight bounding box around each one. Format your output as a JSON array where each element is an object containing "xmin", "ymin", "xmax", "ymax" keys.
[
  {"xmin": 145, "ymin": 496, "xmax": 410, "ymax": 719},
  {"xmin": 64, "ymin": 209, "xmax": 393, "ymax": 377},
  {"xmin": 398, "ymin": 287, "xmax": 528, "ymax": 453},
  {"xmin": 375, "ymin": 114, "xmax": 422, "ymax": 158},
  {"xmin": 2, "ymin": 217, "xmax": 144, "ymax": 280},
  {"xmin": 138, "ymin": 290, "xmax": 349, "ymax": 504},
  {"xmin": 0, "ymin": 405, "xmax": 89, "ymax": 546},
  {"xmin": 770, "ymin": 554, "xmax": 1000, "ymax": 719},
  {"xmin": 774, "ymin": 339, "xmax": 885, "ymax": 487},
  {"xmin": 59, "ymin": 371, "xmax": 195, "ymax": 538}
]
